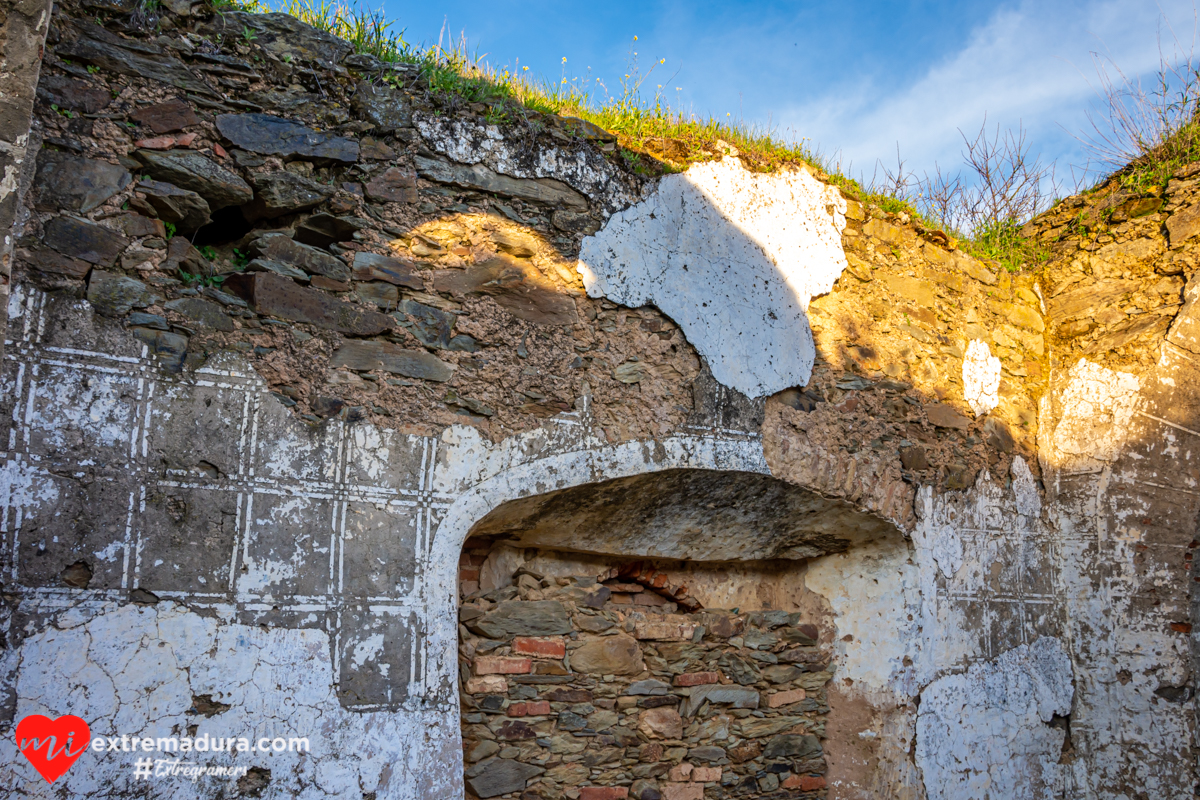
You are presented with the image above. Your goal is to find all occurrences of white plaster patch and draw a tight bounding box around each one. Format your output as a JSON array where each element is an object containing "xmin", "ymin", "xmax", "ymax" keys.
[
  {"xmin": 0, "ymin": 603, "xmax": 458, "ymax": 799},
  {"xmin": 1011, "ymin": 455, "xmax": 1041, "ymax": 518},
  {"xmin": 1049, "ymin": 358, "xmax": 1140, "ymax": 467},
  {"xmin": 915, "ymin": 637, "xmax": 1073, "ymax": 800},
  {"xmin": 803, "ymin": 533, "xmax": 921, "ymax": 694},
  {"xmin": 962, "ymin": 339, "xmax": 1001, "ymax": 416},
  {"xmin": 577, "ymin": 157, "xmax": 848, "ymax": 397}
]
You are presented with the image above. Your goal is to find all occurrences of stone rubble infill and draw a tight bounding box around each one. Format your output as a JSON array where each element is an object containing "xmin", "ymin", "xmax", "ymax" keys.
[{"xmin": 459, "ymin": 560, "xmax": 831, "ymax": 800}]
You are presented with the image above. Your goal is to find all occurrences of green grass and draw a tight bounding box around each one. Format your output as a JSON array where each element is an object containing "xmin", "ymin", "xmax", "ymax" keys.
[
  {"xmin": 961, "ymin": 219, "xmax": 1048, "ymax": 274},
  {"xmin": 1109, "ymin": 114, "xmax": 1200, "ymax": 192},
  {"xmin": 216, "ymin": 0, "xmax": 1089, "ymax": 273}
]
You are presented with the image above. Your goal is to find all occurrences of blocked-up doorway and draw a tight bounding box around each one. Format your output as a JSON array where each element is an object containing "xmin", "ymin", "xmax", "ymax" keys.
[{"xmin": 454, "ymin": 468, "xmax": 902, "ymax": 800}]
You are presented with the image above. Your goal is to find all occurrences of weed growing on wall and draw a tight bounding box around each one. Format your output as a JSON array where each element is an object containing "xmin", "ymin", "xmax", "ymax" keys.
[
  {"xmin": 238, "ymin": 0, "xmax": 1191, "ymax": 275},
  {"xmin": 1081, "ymin": 32, "xmax": 1200, "ymax": 192}
]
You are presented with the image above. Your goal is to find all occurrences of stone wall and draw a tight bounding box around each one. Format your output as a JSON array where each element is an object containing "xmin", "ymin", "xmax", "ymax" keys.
[
  {"xmin": 457, "ymin": 543, "xmax": 833, "ymax": 800},
  {"xmin": 0, "ymin": 0, "xmax": 1197, "ymax": 798}
]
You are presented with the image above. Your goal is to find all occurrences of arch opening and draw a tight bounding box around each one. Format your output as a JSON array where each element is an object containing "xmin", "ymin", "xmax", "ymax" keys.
[{"xmin": 454, "ymin": 467, "xmax": 905, "ymax": 800}]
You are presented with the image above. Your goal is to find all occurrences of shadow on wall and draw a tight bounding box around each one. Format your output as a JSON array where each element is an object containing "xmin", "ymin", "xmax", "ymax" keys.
[
  {"xmin": 465, "ymin": 468, "xmax": 898, "ymax": 562},
  {"xmin": 453, "ymin": 468, "xmax": 911, "ymax": 799}
]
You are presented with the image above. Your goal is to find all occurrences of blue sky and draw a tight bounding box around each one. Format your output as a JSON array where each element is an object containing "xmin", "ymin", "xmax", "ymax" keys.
[{"xmin": 386, "ymin": 0, "xmax": 1195, "ymax": 192}]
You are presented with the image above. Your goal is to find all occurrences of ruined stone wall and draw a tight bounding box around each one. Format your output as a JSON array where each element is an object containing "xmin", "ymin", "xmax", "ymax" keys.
[
  {"xmin": 0, "ymin": 1, "xmax": 1196, "ymax": 798},
  {"xmin": 457, "ymin": 544, "xmax": 833, "ymax": 800}
]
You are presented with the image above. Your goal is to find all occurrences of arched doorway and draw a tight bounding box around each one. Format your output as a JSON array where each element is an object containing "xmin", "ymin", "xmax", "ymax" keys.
[{"xmin": 452, "ymin": 467, "xmax": 903, "ymax": 800}]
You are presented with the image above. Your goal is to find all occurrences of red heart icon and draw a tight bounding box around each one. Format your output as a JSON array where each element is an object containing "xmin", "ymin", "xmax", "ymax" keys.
[{"xmin": 15, "ymin": 714, "xmax": 91, "ymax": 784}]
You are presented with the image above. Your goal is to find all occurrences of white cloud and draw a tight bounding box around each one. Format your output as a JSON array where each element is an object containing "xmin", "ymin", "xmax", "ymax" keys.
[{"xmin": 779, "ymin": 0, "xmax": 1197, "ymax": 184}]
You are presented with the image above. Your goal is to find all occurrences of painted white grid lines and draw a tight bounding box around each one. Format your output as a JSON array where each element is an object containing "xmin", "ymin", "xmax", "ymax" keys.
[
  {"xmin": 938, "ymin": 524, "xmax": 1062, "ymax": 659},
  {"xmin": 0, "ymin": 288, "xmax": 442, "ymax": 705}
]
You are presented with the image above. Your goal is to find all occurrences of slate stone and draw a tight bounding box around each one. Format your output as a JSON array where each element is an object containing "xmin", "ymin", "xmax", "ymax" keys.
[
  {"xmin": 312, "ymin": 396, "xmax": 345, "ymax": 418},
  {"xmin": 364, "ymin": 167, "xmax": 417, "ymax": 204},
  {"xmin": 44, "ymin": 217, "xmax": 129, "ymax": 266},
  {"xmin": 762, "ymin": 734, "xmax": 822, "ymax": 760},
  {"xmin": 414, "ymin": 154, "xmax": 587, "ymax": 209},
  {"xmin": 570, "ymin": 635, "xmax": 645, "ymax": 676},
  {"xmin": 88, "ymin": 270, "xmax": 154, "ymax": 316},
  {"xmin": 403, "ymin": 299, "xmax": 460, "ymax": 349},
  {"xmin": 17, "ymin": 248, "xmax": 92, "ymax": 283},
  {"xmin": 246, "ymin": 257, "xmax": 309, "ymax": 281},
  {"xmin": 478, "ymin": 600, "xmax": 572, "ymax": 637},
  {"xmin": 352, "ymin": 252, "xmax": 423, "ymax": 290},
  {"xmin": 249, "ymin": 233, "xmax": 350, "ymax": 281},
  {"xmin": 137, "ymin": 179, "xmax": 211, "ymax": 233},
  {"xmin": 215, "ymin": 113, "xmax": 359, "ymax": 164},
  {"xmin": 574, "ymin": 615, "xmax": 614, "ymax": 633},
  {"xmin": 496, "ymin": 720, "xmax": 537, "ymax": 740},
  {"xmin": 680, "ymin": 685, "xmax": 760, "ymax": 717},
  {"xmin": 350, "ymin": 80, "xmax": 412, "ymax": 132},
  {"xmin": 223, "ymin": 272, "xmax": 394, "ymax": 335},
  {"xmin": 687, "ymin": 746, "xmax": 728, "ymax": 763},
  {"xmin": 464, "ymin": 758, "xmax": 544, "ymax": 799},
  {"xmin": 164, "ymin": 298, "xmax": 235, "ymax": 331},
  {"xmin": 639, "ymin": 696, "xmax": 680, "ymax": 709},
  {"xmin": 331, "ymin": 340, "xmax": 455, "ymax": 382},
  {"xmin": 36, "ymin": 152, "xmax": 131, "ymax": 213},
  {"xmin": 201, "ymin": 12, "xmax": 354, "ymax": 68},
  {"xmin": 737, "ymin": 716, "xmax": 806, "ymax": 739},
  {"xmin": 294, "ymin": 213, "xmax": 369, "ymax": 247},
  {"xmin": 626, "ymin": 679, "xmax": 670, "ymax": 696},
  {"xmin": 37, "ymin": 74, "xmax": 112, "ymax": 113},
  {"xmin": 129, "ymin": 312, "xmax": 169, "ymax": 330},
  {"xmin": 552, "ymin": 209, "xmax": 602, "ymax": 235},
  {"xmin": 924, "ymin": 403, "xmax": 971, "ymax": 431},
  {"xmin": 130, "ymin": 98, "xmax": 200, "ymax": 134},
  {"xmin": 431, "ymin": 256, "xmax": 578, "ymax": 326},
  {"xmin": 717, "ymin": 652, "xmax": 760, "ymax": 687},
  {"xmin": 248, "ymin": 171, "xmax": 336, "ymax": 219},
  {"xmin": 163, "ymin": 236, "xmax": 212, "ymax": 275},
  {"xmin": 762, "ymin": 664, "xmax": 804, "ymax": 684},
  {"xmin": 557, "ymin": 711, "xmax": 588, "ymax": 731},
  {"xmin": 355, "ymin": 282, "xmax": 398, "ymax": 310},
  {"xmin": 359, "ymin": 136, "xmax": 397, "ymax": 161},
  {"xmin": 57, "ymin": 21, "xmax": 217, "ymax": 98},
  {"xmin": 133, "ymin": 150, "xmax": 253, "ymax": 210},
  {"xmin": 109, "ymin": 213, "xmax": 165, "ymax": 239},
  {"xmin": 131, "ymin": 328, "xmax": 188, "ymax": 372}
]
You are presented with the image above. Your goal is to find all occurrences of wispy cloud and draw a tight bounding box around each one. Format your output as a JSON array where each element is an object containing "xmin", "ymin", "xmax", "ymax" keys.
[{"xmin": 778, "ymin": 0, "xmax": 1197, "ymax": 186}]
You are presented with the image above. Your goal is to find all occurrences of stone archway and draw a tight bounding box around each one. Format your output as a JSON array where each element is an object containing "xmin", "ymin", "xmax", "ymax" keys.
[{"xmin": 443, "ymin": 464, "xmax": 907, "ymax": 800}]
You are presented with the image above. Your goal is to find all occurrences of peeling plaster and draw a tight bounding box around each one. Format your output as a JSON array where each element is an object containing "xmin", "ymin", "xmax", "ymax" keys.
[
  {"xmin": 963, "ymin": 339, "xmax": 1001, "ymax": 417},
  {"xmin": 577, "ymin": 157, "xmax": 848, "ymax": 397},
  {"xmin": 412, "ymin": 114, "xmax": 640, "ymax": 213},
  {"xmin": 915, "ymin": 637, "xmax": 1073, "ymax": 800},
  {"xmin": 0, "ymin": 603, "xmax": 458, "ymax": 799}
]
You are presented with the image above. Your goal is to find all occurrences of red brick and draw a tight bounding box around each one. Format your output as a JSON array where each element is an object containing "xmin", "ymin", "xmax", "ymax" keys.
[
  {"xmin": 474, "ymin": 656, "xmax": 531, "ymax": 675},
  {"xmin": 674, "ymin": 671, "xmax": 720, "ymax": 687},
  {"xmin": 513, "ymin": 636, "xmax": 566, "ymax": 659},
  {"xmin": 782, "ymin": 775, "xmax": 826, "ymax": 790},
  {"xmin": 464, "ymin": 676, "xmax": 506, "ymax": 694},
  {"xmin": 507, "ymin": 700, "xmax": 550, "ymax": 717},
  {"xmin": 767, "ymin": 688, "xmax": 807, "ymax": 708},
  {"xmin": 459, "ymin": 567, "xmax": 481, "ymax": 581},
  {"xmin": 579, "ymin": 789, "xmax": 628, "ymax": 800},
  {"xmin": 661, "ymin": 784, "xmax": 704, "ymax": 800}
]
